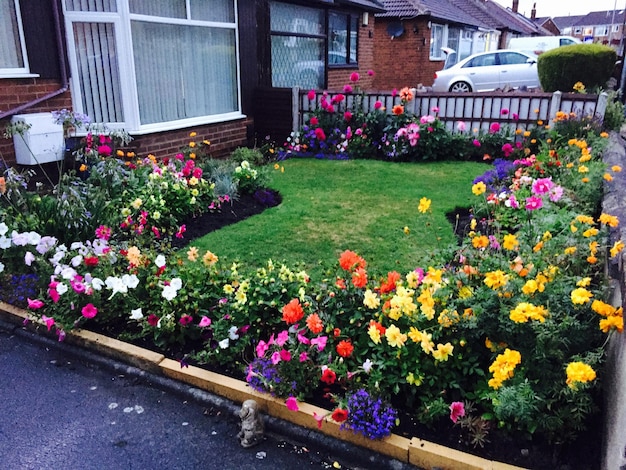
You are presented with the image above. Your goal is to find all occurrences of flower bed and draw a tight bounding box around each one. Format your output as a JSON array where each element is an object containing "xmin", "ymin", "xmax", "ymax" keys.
[{"xmin": 1, "ymin": 88, "xmax": 624, "ymax": 468}]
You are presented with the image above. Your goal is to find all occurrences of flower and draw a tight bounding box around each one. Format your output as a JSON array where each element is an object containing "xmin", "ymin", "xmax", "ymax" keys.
[
  {"xmin": 385, "ymin": 324, "xmax": 407, "ymax": 348},
  {"xmin": 286, "ymin": 396, "xmax": 299, "ymax": 411},
  {"xmin": 321, "ymin": 367, "xmax": 337, "ymax": 385},
  {"xmin": 472, "ymin": 182, "xmax": 486, "ymax": 195},
  {"xmin": 449, "ymin": 402, "xmax": 465, "ymax": 423},
  {"xmin": 566, "ymin": 361, "xmax": 596, "ymax": 388},
  {"xmin": 418, "ymin": 197, "xmax": 431, "ymax": 213},
  {"xmin": 571, "ymin": 287, "xmax": 593, "ymax": 305},
  {"xmin": 282, "ymin": 298, "xmax": 304, "ymax": 324},
  {"xmin": 27, "ymin": 298, "xmax": 44, "ymax": 309},
  {"xmin": 336, "ymin": 340, "xmax": 354, "ymax": 358},
  {"xmin": 306, "ymin": 313, "xmax": 323, "ymax": 334},
  {"xmin": 342, "ymin": 389, "xmax": 397, "ymax": 440},
  {"xmin": 130, "ymin": 308, "xmax": 143, "ymax": 320},
  {"xmin": 331, "ymin": 408, "xmax": 348, "ymax": 423},
  {"xmin": 81, "ymin": 303, "xmax": 98, "ymax": 319},
  {"xmin": 350, "ymin": 72, "xmax": 360, "ymax": 82}
]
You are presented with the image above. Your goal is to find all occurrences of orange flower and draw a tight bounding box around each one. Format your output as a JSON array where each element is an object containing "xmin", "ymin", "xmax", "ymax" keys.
[
  {"xmin": 336, "ymin": 340, "xmax": 354, "ymax": 358},
  {"xmin": 352, "ymin": 267, "xmax": 368, "ymax": 288},
  {"xmin": 282, "ymin": 298, "xmax": 304, "ymax": 324},
  {"xmin": 336, "ymin": 277, "xmax": 347, "ymax": 289},
  {"xmin": 399, "ymin": 87, "xmax": 414, "ymax": 102},
  {"xmin": 339, "ymin": 250, "xmax": 366, "ymax": 271},
  {"xmin": 392, "ymin": 104, "xmax": 404, "ymax": 115},
  {"xmin": 369, "ymin": 319, "xmax": 386, "ymax": 335},
  {"xmin": 0, "ymin": 177, "xmax": 5, "ymax": 194},
  {"xmin": 333, "ymin": 327, "xmax": 341, "ymax": 337},
  {"xmin": 306, "ymin": 313, "xmax": 324, "ymax": 334},
  {"xmin": 379, "ymin": 271, "xmax": 401, "ymax": 294}
]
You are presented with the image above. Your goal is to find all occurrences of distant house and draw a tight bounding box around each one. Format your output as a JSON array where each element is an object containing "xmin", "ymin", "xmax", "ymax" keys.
[
  {"xmin": 554, "ymin": 10, "xmax": 626, "ymax": 53},
  {"xmin": 0, "ymin": 0, "xmax": 384, "ymax": 165}
]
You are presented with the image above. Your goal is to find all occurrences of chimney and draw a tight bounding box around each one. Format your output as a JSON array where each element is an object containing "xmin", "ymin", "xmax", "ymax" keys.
[
  {"xmin": 531, "ymin": 2, "xmax": 536, "ymax": 19},
  {"xmin": 512, "ymin": 0, "xmax": 519, "ymax": 13}
]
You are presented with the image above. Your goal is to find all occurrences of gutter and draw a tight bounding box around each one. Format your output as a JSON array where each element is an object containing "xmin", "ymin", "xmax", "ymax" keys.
[{"xmin": 0, "ymin": 0, "xmax": 69, "ymax": 121}]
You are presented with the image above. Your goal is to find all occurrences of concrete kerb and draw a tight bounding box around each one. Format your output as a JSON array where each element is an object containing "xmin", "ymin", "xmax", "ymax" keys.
[{"xmin": 0, "ymin": 302, "xmax": 527, "ymax": 470}]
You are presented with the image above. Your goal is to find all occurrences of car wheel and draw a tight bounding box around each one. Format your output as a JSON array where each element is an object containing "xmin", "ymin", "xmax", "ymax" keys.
[{"xmin": 449, "ymin": 82, "xmax": 472, "ymax": 92}]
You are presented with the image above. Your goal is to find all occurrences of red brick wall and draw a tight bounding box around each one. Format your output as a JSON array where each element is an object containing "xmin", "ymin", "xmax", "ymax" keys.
[
  {"xmin": 327, "ymin": 19, "xmax": 376, "ymax": 91},
  {"xmin": 0, "ymin": 76, "xmax": 251, "ymax": 165},
  {"xmin": 0, "ymin": 78, "xmax": 72, "ymax": 164},
  {"xmin": 372, "ymin": 19, "xmax": 445, "ymax": 90}
]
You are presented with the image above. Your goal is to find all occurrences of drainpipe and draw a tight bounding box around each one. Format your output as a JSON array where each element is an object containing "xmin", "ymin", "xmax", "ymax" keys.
[{"xmin": 0, "ymin": 0, "xmax": 69, "ymax": 120}]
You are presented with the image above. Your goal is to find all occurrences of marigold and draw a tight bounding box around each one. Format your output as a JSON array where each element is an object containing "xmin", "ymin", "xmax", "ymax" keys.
[
  {"xmin": 591, "ymin": 300, "xmax": 616, "ymax": 317},
  {"xmin": 611, "ymin": 240, "xmax": 625, "ymax": 258},
  {"xmin": 282, "ymin": 298, "xmax": 305, "ymax": 324},
  {"xmin": 502, "ymin": 233, "xmax": 518, "ymax": 251},
  {"xmin": 571, "ymin": 287, "xmax": 593, "ymax": 305},
  {"xmin": 600, "ymin": 315, "xmax": 624, "ymax": 333},
  {"xmin": 336, "ymin": 340, "xmax": 354, "ymax": 358},
  {"xmin": 472, "ymin": 235, "xmax": 489, "ymax": 249},
  {"xmin": 598, "ymin": 213, "xmax": 619, "ymax": 228},
  {"xmin": 484, "ymin": 270, "xmax": 509, "ymax": 290},
  {"xmin": 488, "ymin": 348, "xmax": 521, "ymax": 389},
  {"xmin": 510, "ymin": 302, "xmax": 548, "ymax": 323},
  {"xmin": 306, "ymin": 313, "xmax": 324, "ymax": 334},
  {"xmin": 565, "ymin": 361, "xmax": 596, "ymax": 389}
]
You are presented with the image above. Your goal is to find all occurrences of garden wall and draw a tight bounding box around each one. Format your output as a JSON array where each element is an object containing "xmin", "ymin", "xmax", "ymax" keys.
[{"xmin": 600, "ymin": 131, "xmax": 626, "ymax": 470}]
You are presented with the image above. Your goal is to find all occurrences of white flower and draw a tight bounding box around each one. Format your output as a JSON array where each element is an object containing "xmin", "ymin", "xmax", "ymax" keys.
[
  {"xmin": 90, "ymin": 277, "xmax": 104, "ymax": 291},
  {"xmin": 0, "ymin": 262, "xmax": 4, "ymax": 273},
  {"xmin": 60, "ymin": 266, "xmax": 78, "ymax": 280},
  {"xmin": 36, "ymin": 236, "xmax": 57, "ymax": 254},
  {"xmin": 129, "ymin": 308, "xmax": 143, "ymax": 320},
  {"xmin": 56, "ymin": 283, "xmax": 68, "ymax": 296},
  {"xmin": 228, "ymin": 326, "xmax": 239, "ymax": 340},
  {"xmin": 11, "ymin": 231, "xmax": 29, "ymax": 246},
  {"xmin": 24, "ymin": 251, "xmax": 35, "ymax": 267},
  {"xmin": 71, "ymin": 255, "xmax": 83, "ymax": 267},
  {"xmin": 70, "ymin": 241, "xmax": 84, "ymax": 251},
  {"xmin": 0, "ymin": 236, "xmax": 11, "ymax": 249},
  {"xmin": 155, "ymin": 255, "xmax": 166, "ymax": 268},
  {"xmin": 162, "ymin": 285, "xmax": 178, "ymax": 301},
  {"xmin": 218, "ymin": 338, "xmax": 230, "ymax": 349},
  {"xmin": 122, "ymin": 274, "xmax": 139, "ymax": 289},
  {"xmin": 170, "ymin": 278, "xmax": 182, "ymax": 290},
  {"xmin": 362, "ymin": 359, "xmax": 373, "ymax": 374},
  {"xmin": 0, "ymin": 222, "xmax": 8, "ymax": 236},
  {"xmin": 105, "ymin": 276, "xmax": 128, "ymax": 298},
  {"xmin": 25, "ymin": 231, "xmax": 41, "ymax": 245}
]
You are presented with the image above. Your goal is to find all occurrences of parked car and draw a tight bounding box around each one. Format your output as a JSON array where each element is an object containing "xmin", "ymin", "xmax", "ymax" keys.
[
  {"xmin": 432, "ymin": 50, "xmax": 540, "ymax": 92},
  {"xmin": 507, "ymin": 35, "xmax": 581, "ymax": 55}
]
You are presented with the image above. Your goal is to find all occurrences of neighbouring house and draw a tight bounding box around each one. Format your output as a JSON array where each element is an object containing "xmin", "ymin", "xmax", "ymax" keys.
[
  {"xmin": 555, "ymin": 9, "xmax": 626, "ymax": 53},
  {"xmin": 0, "ymin": 0, "xmax": 384, "ymax": 165}
]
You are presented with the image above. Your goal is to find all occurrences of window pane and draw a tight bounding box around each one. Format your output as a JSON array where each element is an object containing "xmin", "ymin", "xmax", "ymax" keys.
[
  {"xmin": 72, "ymin": 22, "xmax": 124, "ymax": 122},
  {"xmin": 271, "ymin": 36, "xmax": 324, "ymax": 88},
  {"xmin": 0, "ymin": 0, "xmax": 24, "ymax": 68},
  {"xmin": 65, "ymin": 0, "xmax": 116, "ymax": 12},
  {"xmin": 132, "ymin": 21, "xmax": 238, "ymax": 124},
  {"xmin": 270, "ymin": 2, "xmax": 324, "ymax": 35},
  {"xmin": 329, "ymin": 12, "xmax": 348, "ymax": 65},
  {"xmin": 349, "ymin": 16, "xmax": 357, "ymax": 64},
  {"xmin": 129, "ymin": 0, "xmax": 185, "ymax": 18},
  {"xmin": 191, "ymin": 0, "xmax": 234, "ymax": 22},
  {"xmin": 430, "ymin": 24, "xmax": 444, "ymax": 59}
]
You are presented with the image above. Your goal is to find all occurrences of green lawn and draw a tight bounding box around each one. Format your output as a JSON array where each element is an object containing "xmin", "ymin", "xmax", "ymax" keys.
[{"xmin": 192, "ymin": 159, "xmax": 488, "ymax": 277}]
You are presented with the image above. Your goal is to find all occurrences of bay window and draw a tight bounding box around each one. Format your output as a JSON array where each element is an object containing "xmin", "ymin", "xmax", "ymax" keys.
[
  {"xmin": 0, "ymin": 0, "xmax": 31, "ymax": 77},
  {"xmin": 63, "ymin": 0, "xmax": 241, "ymax": 131}
]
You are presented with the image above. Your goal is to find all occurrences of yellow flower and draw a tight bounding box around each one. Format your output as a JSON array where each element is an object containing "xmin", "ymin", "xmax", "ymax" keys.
[
  {"xmin": 406, "ymin": 372, "xmax": 423, "ymax": 386},
  {"xmin": 577, "ymin": 277, "xmax": 591, "ymax": 287},
  {"xmin": 600, "ymin": 132, "xmax": 609, "ymax": 138},
  {"xmin": 79, "ymin": 164, "xmax": 88, "ymax": 172},
  {"xmin": 542, "ymin": 231, "xmax": 552, "ymax": 241},
  {"xmin": 403, "ymin": 226, "xmax": 410, "ymax": 235},
  {"xmin": 223, "ymin": 284, "xmax": 234, "ymax": 294},
  {"xmin": 521, "ymin": 279, "xmax": 538, "ymax": 295},
  {"xmin": 274, "ymin": 163, "xmax": 280, "ymax": 170},
  {"xmin": 591, "ymin": 300, "xmax": 617, "ymax": 317},
  {"xmin": 131, "ymin": 198, "xmax": 143, "ymax": 209},
  {"xmin": 368, "ymin": 324, "xmax": 381, "ymax": 344},
  {"xmin": 363, "ymin": 289, "xmax": 380, "ymax": 309},
  {"xmin": 612, "ymin": 165, "xmax": 622, "ymax": 172},
  {"xmin": 472, "ymin": 182, "xmax": 486, "ymax": 195},
  {"xmin": 189, "ymin": 152, "xmax": 196, "ymax": 159},
  {"xmin": 611, "ymin": 240, "xmax": 625, "ymax": 258},
  {"xmin": 565, "ymin": 361, "xmax": 596, "ymax": 389},
  {"xmin": 187, "ymin": 247, "xmax": 199, "ymax": 262},
  {"xmin": 418, "ymin": 197, "xmax": 431, "ymax": 214},
  {"xmin": 488, "ymin": 348, "xmax": 521, "ymax": 389},
  {"xmin": 126, "ymin": 246, "xmax": 141, "ymax": 265},
  {"xmin": 235, "ymin": 289, "xmax": 247, "ymax": 304},
  {"xmin": 571, "ymin": 287, "xmax": 593, "ymax": 305},
  {"xmin": 432, "ymin": 342, "xmax": 454, "ymax": 362},
  {"xmin": 600, "ymin": 315, "xmax": 624, "ymax": 333},
  {"xmin": 203, "ymin": 250, "xmax": 219, "ymax": 267},
  {"xmin": 385, "ymin": 324, "xmax": 407, "ymax": 348},
  {"xmin": 582, "ymin": 228, "xmax": 598, "ymax": 238},
  {"xmin": 189, "ymin": 131, "xmax": 197, "ymax": 137},
  {"xmin": 604, "ymin": 173, "xmax": 614, "ymax": 182},
  {"xmin": 189, "ymin": 141, "xmax": 196, "ymax": 148},
  {"xmin": 188, "ymin": 176, "xmax": 198, "ymax": 186},
  {"xmin": 502, "ymin": 233, "xmax": 518, "ymax": 251},
  {"xmin": 578, "ymin": 165, "xmax": 589, "ymax": 173},
  {"xmin": 598, "ymin": 213, "xmax": 619, "ymax": 227},
  {"xmin": 509, "ymin": 302, "xmax": 548, "ymax": 323},
  {"xmin": 472, "ymin": 235, "xmax": 489, "ymax": 249},
  {"xmin": 484, "ymin": 270, "xmax": 509, "ymax": 290},
  {"xmin": 582, "ymin": 177, "xmax": 589, "ymax": 183},
  {"xmin": 564, "ymin": 246, "xmax": 577, "ymax": 255}
]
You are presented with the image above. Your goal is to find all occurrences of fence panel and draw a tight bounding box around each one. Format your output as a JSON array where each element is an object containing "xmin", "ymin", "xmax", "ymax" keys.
[{"xmin": 295, "ymin": 89, "xmax": 606, "ymax": 135}]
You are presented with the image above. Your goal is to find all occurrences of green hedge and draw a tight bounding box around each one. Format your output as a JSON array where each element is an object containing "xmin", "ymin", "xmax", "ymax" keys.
[{"xmin": 537, "ymin": 43, "xmax": 616, "ymax": 92}]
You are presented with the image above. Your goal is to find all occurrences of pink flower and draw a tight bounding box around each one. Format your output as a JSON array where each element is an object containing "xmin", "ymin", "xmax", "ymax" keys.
[
  {"xmin": 525, "ymin": 196, "xmax": 543, "ymax": 211},
  {"xmin": 71, "ymin": 280, "xmax": 86, "ymax": 294},
  {"xmin": 297, "ymin": 330, "xmax": 310, "ymax": 345},
  {"xmin": 256, "ymin": 339, "xmax": 270, "ymax": 358},
  {"xmin": 299, "ymin": 351, "xmax": 309, "ymax": 362},
  {"xmin": 275, "ymin": 330, "xmax": 289, "ymax": 347},
  {"xmin": 314, "ymin": 128, "xmax": 326, "ymax": 141},
  {"xmin": 344, "ymin": 111, "xmax": 352, "ymax": 121},
  {"xmin": 531, "ymin": 177, "xmax": 554, "ymax": 195},
  {"xmin": 500, "ymin": 108, "xmax": 509, "ymax": 116},
  {"xmin": 313, "ymin": 412, "xmax": 325, "ymax": 429},
  {"xmin": 179, "ymin": 314, "xmax": 193, "ymax": 326},
  {"xmin": 27, "ymin": 298, "xmax": 44, "ymax": 309},
  {"xmin": 175, "ymin": 224, "xmax": 186, "ymax": 239},
  {"xmin": 56, "ymin": 329, "xmax": 66, "ymax": 342},
  {"xmin": 42, "ymin": 315, "xmax": 55, "ymax": 331},
  {"xmin": 198, "ymin": 316, "xmax": 212, "ymax": 328},
  {"xmin": 81, "ymin": 303, "xmax": 98, "ymax": 319},
  {"xmin": 472, "ymin": 139, "xmax": 481, "ymax": 147},
  {"xmin": 367, "ymin": 69, "xmax": 375, "ymax": 76},
  {"xmin": 489, "ymin": 122, "xmax": 501, "ymax": 133},
  {"xmin": 374, "ymin": 100, "xmax": 382, "ymax": 110},
  {"xmin": 431, "ymin": 106, "xmax": 439, "ymax": 113},
  {"xmin": 349, "ymin": 72, "xmax": 360, "ymax": 82},
  {"xmin": 309, "ymin": 116, "xmax": 319, "ymax": 126},
  {"xmin": 450, "ymin": 401, "xmax": 465, "ymax": 423},
  {"xmin": 392, "ymin": 88, "xmax": 398, "ymax": 97},
  {"xmin": 307, "ymin": 89, "xmax": 316, "ymax": 101},
  {"xmin": 512, "ymin": 113, "xmax": 519, "ymax": 120},
  {"xmin": 502, "ymin": 143, "xmax": 513, "ymax": 157},
  {"xmin": 271, "ymin": 351, "xmax": 281, "ymax": 364},
  {"xmin": 456, "ymin": 121, "xmax": 467, "ymax": 132},
  {"xmin": 48, "ymin": 288, "xmax": 60, "ymax": 303},
  {"xmin": 311, "ymin": 335, "xmax": 327, "ymax": 351},
  {"xmin": 97, "ymin": 144, "xmax": 112, "ymax": 156},
  {"xmin": 343, "ymin": 84, "xmax": 353, "ymax": 93},
  {"xmin": 95, "ymin": 225, "xmax": 111, "ymax": 241},
  {"xmin": 549, "ymin": 185, "xmax": 563, "ymax": 202},
  {"xmin": 279, "ymin": 349, "xmax": 291, "ymax": 362},
  {"xmin": 286, "ymin": 396, "xmax": 299, "ymax": 411}
]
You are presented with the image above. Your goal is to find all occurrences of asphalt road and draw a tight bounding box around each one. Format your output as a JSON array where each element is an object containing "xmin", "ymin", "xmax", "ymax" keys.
[{"xmin": 0, "ymin": 321, "xmax": 414, "ymax": 470}]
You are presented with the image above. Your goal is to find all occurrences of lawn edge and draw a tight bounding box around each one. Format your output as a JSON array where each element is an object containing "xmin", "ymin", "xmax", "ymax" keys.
[{"xmin": 0, "ymin": 302, "xmax": 527, "ymax": 470}]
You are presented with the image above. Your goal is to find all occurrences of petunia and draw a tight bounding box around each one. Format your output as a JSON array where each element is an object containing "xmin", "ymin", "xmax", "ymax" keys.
[
  {"xmin": 311, "ymin": 335, "xmax": 327, "ymax": 351},
  {"xmin": 129, "ymin": 308, "xmax": 143, "ymax": 320},
  {"xmin": 81, "ymin": 303, "xmax": 98, "ymax": 319},
  {"xmin": 286, "ymin": 396, "xmax": 299, "ymax": 411},
  {"xmin": 449, "ymin": 401, "xmax": 465, "ymax": 423},
  {"xmin": 24, "ymin": 251, "xmax": 35, "ymax": 266},
  {"xmin": 313, "ymin": 412, "xmax": 325, "ymax": 429},
  {"xmin": 42, "ymin": 315, "xmax": 55, "ymax": 331},
  {"xmin": 27, "ymin": 298, "xmax": 44, "ymax": 309},
  {"xmin": 198, "ymin": 316, "xmax": 212, "ymax": 327}
]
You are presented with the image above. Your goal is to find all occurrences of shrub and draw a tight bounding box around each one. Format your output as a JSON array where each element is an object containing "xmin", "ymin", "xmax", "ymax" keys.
[
  {"xmin": 230, "ymin": 147, "xmax": 266, "ymax": 166},
  {"xmin": 538, "ymin": 44, "xmax": 616, "ymax": 93}
]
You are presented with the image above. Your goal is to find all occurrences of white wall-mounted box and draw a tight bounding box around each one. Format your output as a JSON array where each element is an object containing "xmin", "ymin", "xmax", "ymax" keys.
[{"xmin": 11, "ymin": 113, "xmax": 64, "ymax": 165}]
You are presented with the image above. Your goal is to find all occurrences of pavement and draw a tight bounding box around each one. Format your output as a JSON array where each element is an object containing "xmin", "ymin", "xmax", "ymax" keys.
[{"xmin": 0, "ymin": 317, "xmax": 415, "ymax": 470}]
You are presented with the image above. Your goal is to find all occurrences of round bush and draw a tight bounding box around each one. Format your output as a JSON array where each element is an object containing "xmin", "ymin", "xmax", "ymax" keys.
[{"xmin": 537, "ymin": 43, "xmax": 616, "ymax": 92}]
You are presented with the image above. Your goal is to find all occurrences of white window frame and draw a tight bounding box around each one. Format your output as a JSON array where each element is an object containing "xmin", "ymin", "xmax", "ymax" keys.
[
  {"xmin": 63, "ymin": 1, "xmax": 244, "ymax": 135},
  {"xmin": 594, "ymin": 25, "xmax": 609, "ymax": 36},
  {"xmin": 430, "ymin": 23, "xmax": 447, "ymax": 61},
  {"xmin": 0, "ymin": 0, "xmax": 37, "ymax": 78}
]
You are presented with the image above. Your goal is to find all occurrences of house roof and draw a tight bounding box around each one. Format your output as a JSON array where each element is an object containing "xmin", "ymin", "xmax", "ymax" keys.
[
  {"xmin": 551, "ymin": 15, "xmax": 585, "ymax": 29},
  {"xmin": 337, "ymin": 0, "xmax": 386, "ymax": 12},
  {"xmin": 375, "ymin": 0, "xmax": 489, "ymax": 29},
  {"xmin": 573, "ymin": 9, "xmax": 626, "ymax": 27},
  {"xmin": 479, "ymin": 0, "xmax": 545, "ymax": 34}
]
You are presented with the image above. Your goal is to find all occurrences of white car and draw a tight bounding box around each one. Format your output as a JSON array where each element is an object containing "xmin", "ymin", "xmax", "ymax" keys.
[{"xmin": 432, "ymin": 50, "xmax": 540, "ymax": 92}]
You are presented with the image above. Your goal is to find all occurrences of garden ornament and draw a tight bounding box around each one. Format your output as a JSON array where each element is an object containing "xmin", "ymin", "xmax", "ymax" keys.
[{"xmin": 237, "ymin": 399, "xmax": 264, "ymax": 448}]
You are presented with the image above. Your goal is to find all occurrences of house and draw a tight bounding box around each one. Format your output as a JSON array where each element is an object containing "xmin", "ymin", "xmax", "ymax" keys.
[
  {"xmin": 556, "ymin": 9, "xmax": 626, "ymax": 51},
  {"xmin": 372, "ymin": 0, "xmax": 547, "ymax": 90},
  {"xmin": 0, "ymin": 0, "xmax": 384, "ymax": 165}
]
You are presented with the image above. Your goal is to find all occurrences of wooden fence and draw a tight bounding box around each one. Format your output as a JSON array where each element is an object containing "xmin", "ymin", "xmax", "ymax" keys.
[{"xmin": 293, "ymin": 88, "xmax": 608, "ymax": 134}]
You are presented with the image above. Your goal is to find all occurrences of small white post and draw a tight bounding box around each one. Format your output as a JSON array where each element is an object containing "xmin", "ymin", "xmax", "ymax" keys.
[
  {"xmin": 549, "ymin": 91, "xmax": 562, "ymax": 121},
  {"xmin": 596, "ymin": 92, "xmax": 609, "ymax": 122},
  {"xmin": 292, "ymin": 87, "xmax": 301, "ymax": 132}
]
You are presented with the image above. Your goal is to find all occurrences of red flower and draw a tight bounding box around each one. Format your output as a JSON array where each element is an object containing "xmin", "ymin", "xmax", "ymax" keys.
[
  {"xmin": 179, "ymin": 314, "xmax": 193, "ymax": 326},
  {"xmin": 339, "ymin": 250, "xmax": 366, "ymax": 271},
  {"xmin": 351, "ymin": 267, "xmax": 368, "ymax": 288},
  {"xmin": 147, "ymin": 314, "xmax": 159, "ymax": 326},
  {"xmin": 310, "ymin": 116, "xmax": 319, "ymax": 126},
  {"xmin": 282, "ymin": 298, "xmax": 305, "ymax": 324},
  {"xmin": 321, "ymin": 368, "xmax": 336, "ymax": 385},
  {"xmin": 306, "ymin": 313, "xmax": 324, "ymax": 334},
  {"xmin": 336, "ymin": 340, "xmax": 354, "ymax": 358},
  {"xmin": 314, "ymin": 127, "xmax": 326, "ymax": 141},
  {"xmin": 84, "ymin": 256, "xmax": 99, "ymax": 267},
  {"xmin": 331, "ymin": 408, "xmax": 348, "ymax": 423},
  {"xmin": 379, "ymin": 271, "xmax": 401, "ymax": 294}
]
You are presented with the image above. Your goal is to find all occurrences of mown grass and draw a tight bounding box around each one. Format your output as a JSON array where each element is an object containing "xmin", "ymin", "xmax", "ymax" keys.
[{"xmin": 192, "ymin": 159, "xmax": 488, "ymax": 277}]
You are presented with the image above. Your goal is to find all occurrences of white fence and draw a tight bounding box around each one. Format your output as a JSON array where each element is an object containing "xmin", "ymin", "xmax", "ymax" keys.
[{"xmin": 294, "ymin": 88, "xmax": 608, "ymax": 133}]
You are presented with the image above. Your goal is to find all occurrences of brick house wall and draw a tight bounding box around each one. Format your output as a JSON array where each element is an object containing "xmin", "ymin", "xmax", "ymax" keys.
[
  {"xmin": 327, "ymin": 19, "xmax": 376, "ymax": 91},
  {"xmin": 372, "ymin": 18, "xmax": 445, "ymax": 90},
  {"xmin": 0, "ymin": 78, "xmax": 72, "ymax": 164}
]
